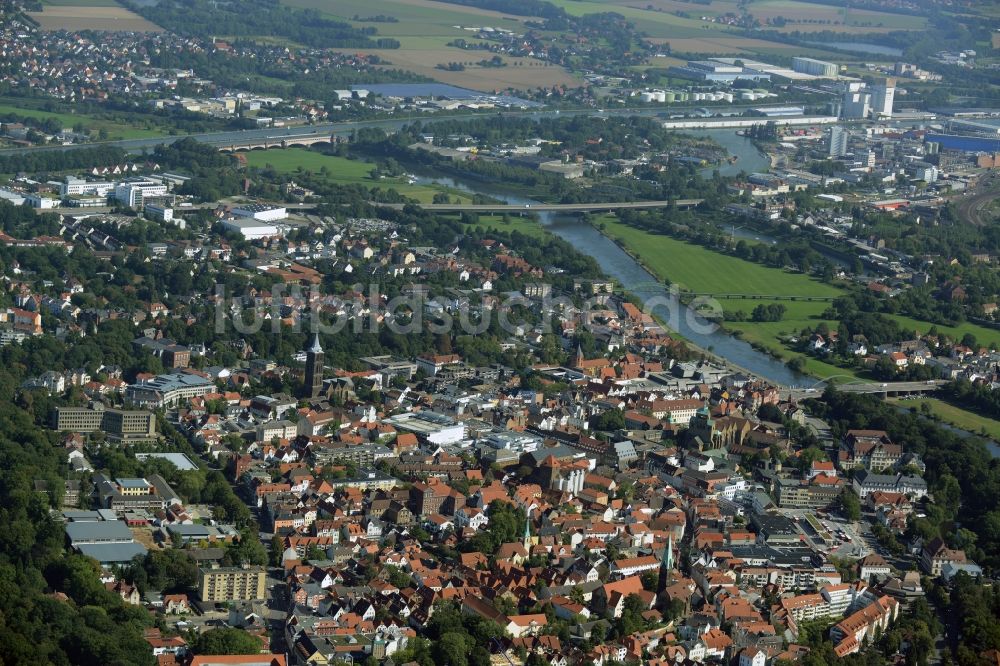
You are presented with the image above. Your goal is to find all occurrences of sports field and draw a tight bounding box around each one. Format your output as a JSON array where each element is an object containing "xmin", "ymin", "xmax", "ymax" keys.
[
  {"xmin": 28, "ymin": 4, "xmax": 163, "ymax": 31},
  {"xmin": 239, "ymin": 148, "xmax": 476, "ymax": 204}
]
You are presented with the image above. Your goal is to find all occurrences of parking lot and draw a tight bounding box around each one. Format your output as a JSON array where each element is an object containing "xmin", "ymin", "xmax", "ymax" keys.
[{"xmin": 786, "ymin": 508, "xmax": 872, "ymax": 559}]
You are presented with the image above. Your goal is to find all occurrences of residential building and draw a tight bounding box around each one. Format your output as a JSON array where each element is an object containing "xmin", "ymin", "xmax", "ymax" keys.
[
  {"xmin": 829, "ymin": 126, "xmax": 849, "ymax": 158},
  {"xmin": 920, "ymin": 537, "xmax": 967, "ymax": 576},
  {"xmin": 198, "ymin": 566, "xmax": 267, "ymax": 602},
  {"xmin": 830, "ymin": 596, "xmax": 899, "ymax": 657}
]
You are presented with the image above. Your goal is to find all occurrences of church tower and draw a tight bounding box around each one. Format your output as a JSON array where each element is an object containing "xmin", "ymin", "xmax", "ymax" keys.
[
  {"xmin": 523, "ymin": 508, "xmax": 532, "ymax": 550},
  {"xmin": 657, "ymin": 534, "xmax": 674, "ymax": 596},
  {"xmin": 303, "ymin": 333, "xmax": 324, "ymax": 399}
]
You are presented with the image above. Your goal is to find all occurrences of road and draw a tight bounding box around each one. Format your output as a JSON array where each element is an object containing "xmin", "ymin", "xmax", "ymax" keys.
[
  {"xmin": 0, "ymin": 102, "xmax": 845, "ymax": 156},
  {"xmin": 785, "ymin": 380, "xmax": 945, "ymax": 400},
  {"xmin": 376, "ymin": 199, "xmax": 703, "ymax": 213},
  {"xmin": 47, "ymin": 201, "xmax": 319, "ymax": 216}
]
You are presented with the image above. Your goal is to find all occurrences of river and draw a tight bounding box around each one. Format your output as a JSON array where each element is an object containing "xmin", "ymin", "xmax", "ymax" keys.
[{"xmin": 415, "ymin": 129, "xmax": 815, "ymax": 386}]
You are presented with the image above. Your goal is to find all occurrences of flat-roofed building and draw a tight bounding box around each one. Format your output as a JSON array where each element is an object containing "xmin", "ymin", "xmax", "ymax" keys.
[
  {"xmin": 360, "ymin": 355, "xmax": 417, "ymax": 381},
  {"xmin": 792, "ymin": 57, "xmax": 838, "ymax": 78},
  {"xmin": 65, "ymin": 516, "xmax": 147, "ymax": 566},
  {"xmin": 126, "ymin": 371, "xmax": 214, "ymax": 408},
  {"xmin": 383, "ymin": 410, "xmax": 466, "ymax": 446},
  {"xmin": 117, "ymin": 478, "xmax": 152, "ymax": 496},
  {"xmin": 51, "ymin": 405, "xmax": 156, "ymax": 442},
  {"xmin": 198, "ymin": 566, "xmax": 267, "ymax": 602}
]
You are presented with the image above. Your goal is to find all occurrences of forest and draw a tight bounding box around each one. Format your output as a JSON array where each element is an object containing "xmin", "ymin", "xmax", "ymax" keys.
[{"xmin": 941, "ymin": 380, "xmax": 1000, "ymax": 422}]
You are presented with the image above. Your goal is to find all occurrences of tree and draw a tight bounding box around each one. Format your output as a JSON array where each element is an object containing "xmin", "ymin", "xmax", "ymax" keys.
[
  {"xmin": 590, "ymin": 408, "xmax": 625, "ymax": 432},
  {"xmin": 839, "ymin": 488, "xmax": 861, "ymax": 522},
  {"xmin": 269, "ymin": 535, "xmax": 285, "ymax": 566},
  {"xmin": 192, "ymin": 628, "xmax": 263, "ymax": 655},
  {"xmin": 432, "ymin": 632, "xmax": 469, "ymax": 666}
]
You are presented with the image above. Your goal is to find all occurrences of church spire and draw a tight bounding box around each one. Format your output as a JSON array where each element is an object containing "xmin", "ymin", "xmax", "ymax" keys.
[
  {"xmin": 657, "ymin": 534, "xmax": 674, "ymax": 596},
  {"xmin": 523, "ymin": 508, "xmax": 532, "ymax": 550},
  {"xmin": 308, "ymin": 333, "xmax": 323, "ymax": 354},
  {"xmin": 302, "ymin": 333, "xmax": 324, "ymax": 399}
]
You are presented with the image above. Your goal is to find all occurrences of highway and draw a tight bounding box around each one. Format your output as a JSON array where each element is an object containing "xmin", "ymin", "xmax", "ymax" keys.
[
  {"xmin": 0, "ymin": 102, "xmax": 838, "ymax": 156},
  {"xmin": 375, "ymin": 199, "xmax": 702, "ymax": 212},
  {"xmin": 45, "ymin": 202, "xmax": 318, "ymax": 216}
]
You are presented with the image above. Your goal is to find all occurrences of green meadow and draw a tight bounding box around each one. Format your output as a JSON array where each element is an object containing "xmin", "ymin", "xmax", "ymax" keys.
[
  {"xmin": 0, "ymin": 102, "xmax": 165, "ymax": 140},
  {"xmin": 599, "ymin": 216, "xmax": 840, "ymax": 297},
  {"xmin": 239, "ymin": 147, "xmax": 476, "ymax": 204}
]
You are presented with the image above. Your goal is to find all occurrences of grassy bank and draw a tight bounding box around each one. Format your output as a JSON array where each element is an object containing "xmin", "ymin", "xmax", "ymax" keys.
[
  {"xmin": 895, "ymin": 397, "xmax": 1000, "ymax": 440},
  {"xmin": 239, "ymin": 148, "xmax": 476, "ymax": 204},
  {"xmin": 597, "ymin": 215, "xmax": 864, "ymax": 380},
  {"xmin": 599, "ymin": 216, "xmax": 841, "ymax": 297},
  {"xmin": 0, "ymin": 102, "xmax": 165, "ymax": 140}
]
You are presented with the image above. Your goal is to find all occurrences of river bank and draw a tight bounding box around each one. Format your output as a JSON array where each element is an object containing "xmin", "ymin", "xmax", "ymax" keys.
[
  {"xmin": 406, "ymin": 128, "xmax": 812, "ymax": 385},
  {"xmin": 605, "ymin": 231, "xmax": 800, "ymax": 378}
]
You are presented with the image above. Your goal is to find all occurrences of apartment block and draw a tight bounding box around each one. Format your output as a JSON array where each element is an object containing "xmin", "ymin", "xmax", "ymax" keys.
[{"xmin": 198, "ymin": 566, "xmax": 267, "ymax": 602}]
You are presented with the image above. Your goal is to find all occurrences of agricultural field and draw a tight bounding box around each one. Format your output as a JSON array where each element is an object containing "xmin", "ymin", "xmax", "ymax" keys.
[
  {"xmin": 28, "ymin": 3, "xmax": 163, "ymax": 31},
  {"xmin": 277, "ymin": 0, "xmax": 919, "ymax": 87},
  {"xmin": 709, "ymin": 296, "xmax": 862, "ymax": 380},
  {"xmin": 547, "ymin": 0, "xmax": 740, "ymax": 40},
  {"xmin": 597, "ymin": 215, "xmax": 866, "ymax": 379},
  {"xmin": 239, "ymin": 148, "xmax": 477, "ymax": 205},
  {"xmin": 285, "ymin": 0, "xmax": 578, "ymax": 90},
  {"xmin": 597, "ymin": 215, "xmax": 1000, "ymax": 380},
  {"xmin": 354, "ymin": 42, "xmax": 578, "ymax": 92},
  {"xmin": 601, "ymin": 0, "xmax": 925, "ymax": 33}
]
